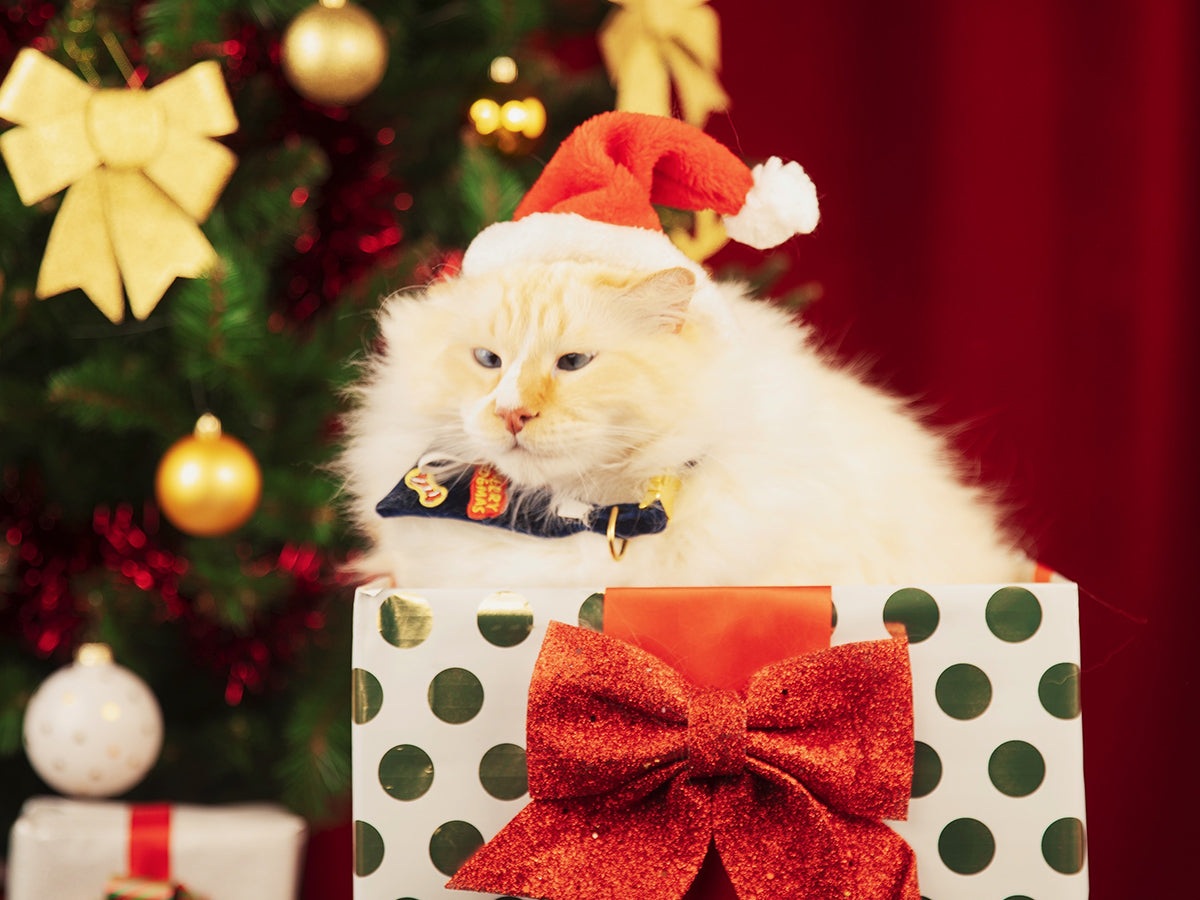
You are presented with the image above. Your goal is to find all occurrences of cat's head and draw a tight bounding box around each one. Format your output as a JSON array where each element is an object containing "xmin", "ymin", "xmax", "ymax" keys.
[{"xmin": 377, "ymin": 261, "xmax": 715, "ymax": 495}]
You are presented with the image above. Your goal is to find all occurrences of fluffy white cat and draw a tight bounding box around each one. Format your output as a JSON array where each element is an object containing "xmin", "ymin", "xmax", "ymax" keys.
[{"xmin": 338, "ymin": 255, "xmax": 1030, "ymax": 588}]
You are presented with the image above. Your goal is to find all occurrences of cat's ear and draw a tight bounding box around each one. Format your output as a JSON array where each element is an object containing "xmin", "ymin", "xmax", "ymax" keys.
[{"xmin": 619, "ymin": 267, "xmax": 696, "ymax": 332}]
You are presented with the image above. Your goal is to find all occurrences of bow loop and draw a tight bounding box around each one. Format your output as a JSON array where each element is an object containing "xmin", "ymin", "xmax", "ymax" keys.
[
  {"xmin": 527, "ymin": 621, "xmax": 690, "ymax": 801},
  {"xmin": 0, "ymin": 110, "xmax": 97, "ymax": 203},
  {"xmin": 0, "ymin": 47, "xmax": 93, "ymax": 124},
  {"xmin": 143, "ymin": 126, "xmax": 237, "ymax": 220},
  {"xmin": 149, "ymin": 60, "xmax": 238, "ymax": 137},
  {"xmin": 450, "ymin": 620, "xmax": 919, "ymax": 900},
  {"xmin": 743, "ymin": 637, "xmax": 914, "ymax": 820}
]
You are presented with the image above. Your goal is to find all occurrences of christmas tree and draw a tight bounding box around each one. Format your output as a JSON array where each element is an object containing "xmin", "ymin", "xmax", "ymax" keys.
[{"xmin": 0, "ymin": 0, "xmax": 616, "ymax": 844}]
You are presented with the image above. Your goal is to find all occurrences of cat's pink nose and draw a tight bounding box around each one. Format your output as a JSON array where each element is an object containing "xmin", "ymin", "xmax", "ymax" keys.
[{"xmin": 496, "ymin": 406, "xmax": 537, "ymax": 435}]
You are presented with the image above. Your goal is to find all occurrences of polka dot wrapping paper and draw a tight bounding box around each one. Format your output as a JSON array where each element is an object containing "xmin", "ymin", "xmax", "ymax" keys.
[{"xmin": 351, "ymin": 583, "xmax": 1087, "ymax": 900}]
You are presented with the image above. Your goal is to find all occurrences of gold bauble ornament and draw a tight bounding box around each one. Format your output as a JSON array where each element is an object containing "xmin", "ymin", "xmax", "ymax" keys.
[
  {"xmin": 155, "ymin": 414, "xmax": 262, "ymax": 537},
  {"xmin": 281, "ymin": 0, "xmax": 388, "ymax": 106}
]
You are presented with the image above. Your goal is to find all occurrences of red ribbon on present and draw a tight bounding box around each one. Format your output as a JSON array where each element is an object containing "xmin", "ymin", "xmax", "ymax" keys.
[
  {"xmin": 107, "ymin": 804, "xmax": 190, "ymax": 900},
  {"xmin": 449, "ymin": 621, "xmax": 920, "ymax": 900},
  {"xmin": 129, "ymin": 804, "xmax": 172, "ymax": 881}
]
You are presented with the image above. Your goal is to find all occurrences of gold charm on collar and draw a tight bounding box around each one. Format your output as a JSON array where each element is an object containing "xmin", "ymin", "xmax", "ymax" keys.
[
  {"xmin": 639, "ymin": 474, "xmax": 682, "ymax": 519},
  {"xmin": 608, "ymin": 473, "xmax": 684, "ymax": 561}
]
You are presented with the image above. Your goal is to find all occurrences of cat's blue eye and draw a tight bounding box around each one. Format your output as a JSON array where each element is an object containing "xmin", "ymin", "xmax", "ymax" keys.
[
  {"xmin": 556, "ymin": 352, "xmax": 595, "ymax": 371},
  {"xmin": 473, "ymin": 348, "xmax": 502, "ymax": 368}
]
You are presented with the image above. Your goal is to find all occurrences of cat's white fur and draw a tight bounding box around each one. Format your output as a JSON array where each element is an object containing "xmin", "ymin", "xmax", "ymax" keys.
[{"xmin": 339, "ymin": 260, "xmax": 1029, "ymax": 587}]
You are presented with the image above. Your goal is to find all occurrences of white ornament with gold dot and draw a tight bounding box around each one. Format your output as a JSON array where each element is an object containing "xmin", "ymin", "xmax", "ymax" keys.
[{"xmin": 22, "ymin": 644, "xmax": 164, "ymax": 798}]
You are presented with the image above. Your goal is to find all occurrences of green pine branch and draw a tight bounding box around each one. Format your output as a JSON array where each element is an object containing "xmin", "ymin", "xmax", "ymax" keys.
[
  {"xmin": 277, "ymin": 597, "xmax": 352, "ymax": 821},
  {"xmin": 458, "ymin": 143, "xmax": 530, "ymax": 235},
  {"xmin": 46, "ymin": 349, "xmax": 190, "ymax": 436},
  {"xmin": 279, "ymin": 679, "xmax": 351, "ymax": 821},
  {"xmin": 221, "ymin": 139, "xmax": 330, "ymax": 257}
]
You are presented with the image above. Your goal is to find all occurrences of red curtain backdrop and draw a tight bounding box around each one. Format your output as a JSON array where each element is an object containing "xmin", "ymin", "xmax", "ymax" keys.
[{"xmin": 708, "ymin": 0, "xmax": 1197, "ymax": 896}]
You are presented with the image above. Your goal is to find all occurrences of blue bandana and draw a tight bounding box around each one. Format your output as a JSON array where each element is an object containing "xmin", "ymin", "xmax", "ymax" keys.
[{"xmin": 376, "ymin": 464, "xmax": 670, "ymax": 541}]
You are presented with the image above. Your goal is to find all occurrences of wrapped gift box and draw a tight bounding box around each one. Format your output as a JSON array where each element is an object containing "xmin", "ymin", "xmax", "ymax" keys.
[
  {"xmin": 351, "ymin": 583, "xmax": 1087, "ymax": 900},
  {"xmin": 6, "ymin": 798, "xmax": 307, "ymax": 900}
]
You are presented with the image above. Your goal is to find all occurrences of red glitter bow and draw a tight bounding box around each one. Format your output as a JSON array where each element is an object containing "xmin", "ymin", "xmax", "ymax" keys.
[{"xmin": 449, "ymin": 621, "xmax": 919, "ymax": 900}]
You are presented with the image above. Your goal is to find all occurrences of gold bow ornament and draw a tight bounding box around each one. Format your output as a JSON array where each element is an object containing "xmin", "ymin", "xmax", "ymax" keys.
[
  {"xmin": 0, "ymin": 49, "xmax": 238, "ymax": 323},
  {"xmin": 599, "ymin": 1, "xmax": 730, "ymax": 263},
  {"xmin": 599, "ymin": 0, "xmax": 729, "ymax": 127}
]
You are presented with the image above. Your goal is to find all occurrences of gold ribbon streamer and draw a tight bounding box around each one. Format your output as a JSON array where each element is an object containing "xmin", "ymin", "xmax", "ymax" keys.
[
  {"xmin": 599, "ymin": 0, "xmax": 730, "ymax": 262},
  {"xmin": 0, "ymin": 49, "xmax": 238, "ymax": 322}
]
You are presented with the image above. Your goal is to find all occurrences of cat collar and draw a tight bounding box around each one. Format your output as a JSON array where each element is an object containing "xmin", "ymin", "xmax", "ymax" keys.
[{"xmin": 376, "ymin": 464, "xmax": 680, "ymax": 561}]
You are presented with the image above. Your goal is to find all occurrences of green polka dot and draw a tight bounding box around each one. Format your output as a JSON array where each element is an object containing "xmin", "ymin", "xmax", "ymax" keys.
[
  {"xmin": 986, "ymin": 587, "xmax": 1043, "ymax": 642},
  {"xmin": 352, "ymin": 668, "xmax": 383, "ymax": 724},
  {"xmin": 1039, "ymin": 662, "xmax": 1081, "ymax": 719},
  {"xmin": 911, "ymin": 741, "xmax": 942, "ymax": 798},
  {"xmin": 378, "ymin": 744, "xmax": 434, "ymax": 800},
  {"xmin": 379, "ymin": 592, "xmax": 433, "ymax": 648},
  {"xmin": 830, "ymin": 601, "xmax": 838, "ymax": 629},
  {"xmin": 479, "ymin": 743, "xmax": 528, "ymax": 800},
  {"xmin": 1042, "ymin": 817, "xmax": 1086, "ymax": 874},
  {"xmin": 938, "ymin": 818, "xmax": 995, "ymax": 874},
  {"xmin": 989, "ymin": 740, "xmax": 1045, "ymax": 797},
  {"xmin": 353, "ymin": 820, "xmax": 384, "ymax": 876},
  {"xmin": 428, "ymin": 668, "xmax": 484, "ymax": 723},
  {"xmin": 429, "ymin": 820, "xmax": 485, "ymax": 876},
  {"xmin": 578, "ymin": 593, "xmax": 604, "ymax": 632},
  {"xmin": 1003, "ymin": 896, "xmax": 1035, "ymax": 900},
  {"xmin": 883, "ymin": 588, "xmax": 939, "ymax": 643},
  {"xmin": 477, "ymin": 591, "xmax": 533, "ymax": 647},
  {"xmin": 935, "ymin": 664, "xmax": 992, "ymax": 719}
]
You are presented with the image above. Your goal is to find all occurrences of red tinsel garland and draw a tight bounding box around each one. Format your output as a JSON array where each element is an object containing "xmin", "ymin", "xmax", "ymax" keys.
[
  {"xmin": 2, "ymin": 471, "xmax": 344, "ymax": 706},
  {"xmin": 93, "ymin": 502, "xmax": 344, "ymax": 705},
  {"xmin": 0, "ymin": 470, "xmax": 93, "ymax": 659},
  {"xmin": 221, "ymin": 18, "xmax": 409, "ymax": 322}
]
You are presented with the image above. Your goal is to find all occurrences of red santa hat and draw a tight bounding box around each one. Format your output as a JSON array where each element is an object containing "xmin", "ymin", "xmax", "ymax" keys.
[{"xmin": 461, "ymin": 111, "xmax": 819, "ymax": 280}]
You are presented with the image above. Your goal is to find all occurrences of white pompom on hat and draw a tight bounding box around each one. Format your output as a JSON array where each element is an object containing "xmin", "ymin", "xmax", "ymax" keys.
[{"xmin": 461, "ymin": 111, "xmax": 819, "ymax": 280}]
